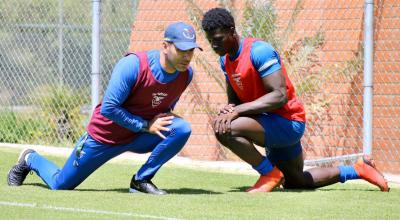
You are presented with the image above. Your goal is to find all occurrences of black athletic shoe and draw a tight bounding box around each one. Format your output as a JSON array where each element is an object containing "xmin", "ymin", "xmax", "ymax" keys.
[
  {"xmin": 7, "ymin": 149, "xmax": 36, "ymax": 186},
  {"xmin": 129, "ymin": 175, "xmax": 167, "ymax": 195}
]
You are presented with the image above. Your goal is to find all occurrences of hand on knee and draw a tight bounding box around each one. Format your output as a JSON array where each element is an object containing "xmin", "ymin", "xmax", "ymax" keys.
[
  {"xmin": 170, "ymin": 123, "xmax": 191, "ymax": 139},
  {"xmin": 168, "ymin": 119, "xmax": 191, "ymax": 138}
]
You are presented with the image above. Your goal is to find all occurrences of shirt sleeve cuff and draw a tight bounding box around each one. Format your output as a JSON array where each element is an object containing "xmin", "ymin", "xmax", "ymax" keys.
[{"xmin": 140, "ymin": 120, "xmax": 149, "ymax": 132}]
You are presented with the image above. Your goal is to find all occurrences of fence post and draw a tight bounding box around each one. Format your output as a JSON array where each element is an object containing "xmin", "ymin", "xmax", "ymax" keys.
[
  {"xmin": 363, "ymin": 0, "xmax": 374, "ymax": 156},
  {"xmin": 91, "ymin": 0, "xmax": 101, "ymax": 112},
  {"xmin": 58, "ymin": 0, "xmax": 64, "ymax": 86}
]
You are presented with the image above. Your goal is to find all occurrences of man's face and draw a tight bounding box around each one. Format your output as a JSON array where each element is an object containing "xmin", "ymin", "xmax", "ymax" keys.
[
  {"xmin": 205, "ymin": 28, "xmax": 234, "ymax": 56},
  {"xmin": 164, "ymin": 43, "xmax": 194, "ymax": 72}
]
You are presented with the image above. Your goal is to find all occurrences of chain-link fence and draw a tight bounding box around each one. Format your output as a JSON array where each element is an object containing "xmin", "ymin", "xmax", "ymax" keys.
[
  {"xmin": 0, "ymin": 0, "xmax": 137, "ymax": 145},
  {"xmin": 1, "ymin": 0, "xmax": 399, "ymax": 175}
]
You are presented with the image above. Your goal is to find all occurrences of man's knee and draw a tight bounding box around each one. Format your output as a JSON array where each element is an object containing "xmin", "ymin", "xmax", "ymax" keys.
[
  {"xmin": 171, "ymin": 118, "xmax": 191, "ymax": 138},
  {"xmin": 214, "ymin": 132, "xmax": 237, "ymax": 149},
  {"xmin": 49, "ymin": 175, "xmax": 77, "ymax": 190},
  {"xmin": 49, "ymin": 183, "xmax": 71, "ymax": 190},
  {"xmin": 283, "ymin": 171, "xmax": 315, "ymax": 189},
  {"xmin": 277, "ymin": 156, "xmax": 315, "ymax": 189},
  {"xmin": 215, "ymin": 133, "xmax": 225, "ymax": 145}
]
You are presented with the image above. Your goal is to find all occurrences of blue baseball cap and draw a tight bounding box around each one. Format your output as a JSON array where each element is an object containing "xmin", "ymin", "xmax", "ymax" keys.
[{"xmin": 164, "ymin": 22, "xmax": 203, "ymax": 51}]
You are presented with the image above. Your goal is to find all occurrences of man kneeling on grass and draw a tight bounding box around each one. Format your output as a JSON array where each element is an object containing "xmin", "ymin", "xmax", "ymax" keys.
[
  {"xmin": 7, "ymin": 22, "xmax": 202, "ymax": 195},
  {"xmin": 201, "ymin": 7, "xmax": 389, "ymax": 193}
]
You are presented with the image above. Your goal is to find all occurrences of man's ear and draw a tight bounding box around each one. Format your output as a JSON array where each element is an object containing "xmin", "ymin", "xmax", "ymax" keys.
[
  {"xmin": 162, "ymin": 41, "xmax": 169, "ymax": 52},
  {"xmin": 229, "ymin": 27, "xmax": 236, "ymax": 37}
]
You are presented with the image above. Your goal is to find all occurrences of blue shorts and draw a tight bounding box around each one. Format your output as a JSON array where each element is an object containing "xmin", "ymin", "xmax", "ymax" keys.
[{"xmin": 256, "ymin": 113, "xmax": 305, "ymax": 163}]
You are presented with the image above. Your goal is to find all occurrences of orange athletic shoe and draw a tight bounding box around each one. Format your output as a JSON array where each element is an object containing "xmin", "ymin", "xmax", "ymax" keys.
[
  {"xmin": 353, "ymin": 156, "xmax": 389, "ymax": 192},
  {"xmin": 246, "ymin": 166, "xmax": 284, "ymax": 193}
]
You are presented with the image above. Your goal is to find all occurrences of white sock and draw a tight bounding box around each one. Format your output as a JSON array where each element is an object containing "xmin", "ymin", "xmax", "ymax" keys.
[{"xmin": 24, "ymin": 153, "xmax": 31, "ymax": 163}]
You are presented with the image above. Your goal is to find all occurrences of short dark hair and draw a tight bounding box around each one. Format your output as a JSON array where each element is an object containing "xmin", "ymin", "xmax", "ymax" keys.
[{"xmin": 201, "ymin": 8, "xmax": 235, "ymax": 32}]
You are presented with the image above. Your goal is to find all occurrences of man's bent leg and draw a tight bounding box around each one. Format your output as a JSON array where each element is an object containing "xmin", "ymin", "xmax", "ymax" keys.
[
  {"xmin": 216, "ymin": 116, "xmax": 282, "ymax": 192},
  {"xmin": 127, "ymin": 118, "xmax": 191, "ymax": 195},
  {"xmin": 216, "ymin": 117, "xmax": 266, "ymax": 167},
  {"xmin": 135, "ymin": 117, "xmax": 191, "ymax": 181}
]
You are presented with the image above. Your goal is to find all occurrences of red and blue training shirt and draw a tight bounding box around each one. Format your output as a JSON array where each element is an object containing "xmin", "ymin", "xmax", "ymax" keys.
[
  {"xmin": 87, "ymin": 50, "xmax": 192, "ymax": 145},
  {"xmin": 222, "ymin": 38, "xmax": 305, "ymax": 122}
]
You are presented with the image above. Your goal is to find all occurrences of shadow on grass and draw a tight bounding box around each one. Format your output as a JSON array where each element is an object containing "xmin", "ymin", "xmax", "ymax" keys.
[
  {"xmin": 230, "ymin": 186, "xmax": 378, "ymax": 193},
  {"xmin": 25, "ymin": 183, "xmax": 48, "ymax": 189},
  {"xmin": 165, "ymin": 188, "xmax": 222, "ymax": 195},
  {"xmin": 76, "ymin": 188, "xmax": 128, "ymax": 193},
  {"xmin": 228, "ymin": 186, "xmax": 248, "ymax": 192},
  {"xmin": 229, "ymin": 186, "xmax": 316, "ymax": 193},
  {"xmin": 318, "ymin": 188, "xmax": 378, "ymax": 192},
  {"xmin": 25, "ymin": 183, "xmax": 377, "ymax": 194},
  {"xmin": 24, "ymin": 184, "xmax": 128, "ymax": 192},
  {"xmin": 75, "ymin": 188, "xmax": 222, "ymax": 194}
]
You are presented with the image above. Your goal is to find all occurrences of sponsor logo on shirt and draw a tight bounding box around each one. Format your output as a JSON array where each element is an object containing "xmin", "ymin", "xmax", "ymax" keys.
[
  {"xmin": 152, "ymin": 92, "xmax": 168, "ymax": 107},
  {"xmin": 232, "ymin": 73, "xmax": 244, "ymax": 90}
]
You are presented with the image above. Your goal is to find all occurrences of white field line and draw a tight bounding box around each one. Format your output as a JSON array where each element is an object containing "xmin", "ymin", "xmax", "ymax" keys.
[{"xmin": 0, "ymin": 201, "xmax": 180, "ymax": 220}]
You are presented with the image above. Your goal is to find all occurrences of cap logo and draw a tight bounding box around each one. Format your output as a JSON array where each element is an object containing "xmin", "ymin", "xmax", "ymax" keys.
[{"xmin": 182, "ymin": 28, "xmax": 195, "ymax": 40}]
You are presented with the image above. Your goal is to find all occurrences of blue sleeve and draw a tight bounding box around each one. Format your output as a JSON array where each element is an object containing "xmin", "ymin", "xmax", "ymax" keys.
[
  {"xmin": 250, "ymin": 41, "xmax": 282, "ymax": 78},
  {"xmin": 100, "ymin": 54, "xmax": 147, "ymax": 132},
  {"xmin": 219, "ymin": 56, "xmax": 229, "ymax": 81},
  {"xmin": 170, "ymin": 67, "xmax": 194, "ymax": 110}
]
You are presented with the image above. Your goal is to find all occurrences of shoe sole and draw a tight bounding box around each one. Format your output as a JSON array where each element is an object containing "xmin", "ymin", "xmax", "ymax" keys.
[
  {"xmin": 246, "ymin": 177, "xmax": 284, "ymax": 193},
  {"xmin": 7, "ymin": 166, "xmax": 18, "ymax": 186},
  {"xmin": 128, "ymin": 188, "xmax": 140, "ymax": 193},
  {"xmin": 128, "ymin": 187, "xmax": 167, "ymax": 195}
]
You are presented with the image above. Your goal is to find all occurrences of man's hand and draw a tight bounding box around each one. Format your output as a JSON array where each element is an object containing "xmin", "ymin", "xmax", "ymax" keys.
[
  {"xmin": 148, "ymin": 113, "xmax": 174, "ymax": 139},
  {"xmin": 218, "ymin": 104, "xmax": 235, "ymax": 115},
  {"xmin": 212, "ymin": 109, "xmax": 239, "ymax": 135}
]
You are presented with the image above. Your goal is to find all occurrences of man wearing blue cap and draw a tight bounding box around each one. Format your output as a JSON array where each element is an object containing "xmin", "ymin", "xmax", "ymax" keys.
[{"xmin": 7, "ymin": 22, "xmax": 202, "ymax": 195}]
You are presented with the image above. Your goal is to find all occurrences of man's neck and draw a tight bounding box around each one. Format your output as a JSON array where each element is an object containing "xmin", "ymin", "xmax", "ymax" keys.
[
  {"xmin": 159, "ymin": 52, "xmax": 176, "ymax": 74},
  {"xmin": 228, "ymin": 35, "xmax": 241, "ymax": 58}
]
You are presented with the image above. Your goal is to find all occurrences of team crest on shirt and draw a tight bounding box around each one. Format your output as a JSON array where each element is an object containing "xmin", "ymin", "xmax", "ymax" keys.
[
  {"xmin": 152, "ymin": 92, "xmax": 168, "ymax": 107},
  {"xmin": 232, "ymin": 73, "xmax": 244, "ymax": 90}
]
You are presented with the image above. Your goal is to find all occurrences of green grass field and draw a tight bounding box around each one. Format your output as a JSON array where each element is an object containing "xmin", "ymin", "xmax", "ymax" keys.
[{"xmin": 1, "ymin": 147, "xmax": 399, "ymax": 220}]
